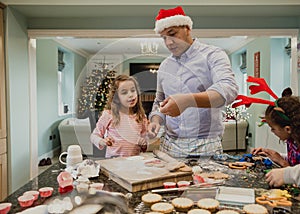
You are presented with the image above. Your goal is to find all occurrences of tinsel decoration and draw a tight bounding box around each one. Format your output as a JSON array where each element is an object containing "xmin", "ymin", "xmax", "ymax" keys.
[
  {"xmin": 77, "ymin": 69, "xmax": 115, "ymax": 116},
  {"xmin": 223, "ymin": 105, "xmax": 251, "ymax": 122}
]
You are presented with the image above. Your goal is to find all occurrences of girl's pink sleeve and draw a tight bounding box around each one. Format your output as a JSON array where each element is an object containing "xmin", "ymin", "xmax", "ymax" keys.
[
  {"xmin": 90, "ymin": 110, "xmax": 112, "ymax": 149},
  {"xmin": 139, "ymin": 117, "xmax": 149, "ymax": 152}
]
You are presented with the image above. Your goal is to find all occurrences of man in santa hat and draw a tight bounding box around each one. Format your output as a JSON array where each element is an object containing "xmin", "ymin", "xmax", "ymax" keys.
[{"xmin": 148, "ymin": 6, "xmax": 238, "ymax": 158}]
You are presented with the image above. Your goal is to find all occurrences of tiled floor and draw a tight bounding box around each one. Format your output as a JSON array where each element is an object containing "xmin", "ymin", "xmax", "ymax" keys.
[{"xmin": 38, "ymin": 156, "xmax": 59, "ymax": 175}]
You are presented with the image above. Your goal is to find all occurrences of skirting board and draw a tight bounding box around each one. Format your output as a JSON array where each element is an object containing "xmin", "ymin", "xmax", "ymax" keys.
[{"xmin": 38, "ymin": 146, "xmax": 61, "ymax": 162}]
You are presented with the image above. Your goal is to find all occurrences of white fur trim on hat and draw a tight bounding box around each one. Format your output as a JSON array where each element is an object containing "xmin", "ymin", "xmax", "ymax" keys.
[{"xmin": 154, "ymin": 15, "xmax": 193, "ymax": 34}]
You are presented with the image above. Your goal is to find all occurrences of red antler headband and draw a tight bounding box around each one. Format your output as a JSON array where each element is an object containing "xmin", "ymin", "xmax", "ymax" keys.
[
  {"xmin": 232, "ymin": 76, "xmax": 290, "ymax": 122},
  {"xmin": 232, "ymin": 76, "xmax": 277, "ymax": 108}
]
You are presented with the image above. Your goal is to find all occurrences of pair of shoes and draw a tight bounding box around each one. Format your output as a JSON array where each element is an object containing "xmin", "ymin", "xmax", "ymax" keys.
[
  {"xmin": 45, "ymin": 158, "xmax": 52, "ymax": 165},
  {"xmin": 38, "ymin": 158, "xmax": 52, "ymax": 166}
]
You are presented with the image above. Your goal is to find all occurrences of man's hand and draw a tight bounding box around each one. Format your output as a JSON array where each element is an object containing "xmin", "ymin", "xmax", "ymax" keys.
[
  {"xmin": 148, "ymin": 122, "xmax": 161, "ymax": 139},
  {"xmin": 160, "ymin": 94, "xmax": 193, "ymax": 117}
]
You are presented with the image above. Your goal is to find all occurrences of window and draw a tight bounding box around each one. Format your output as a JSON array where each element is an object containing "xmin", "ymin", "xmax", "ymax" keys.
[
  {"xmin": 240, "ymin": 51, "xmax": 247, "ymax": 71},
  {"xmin": 58, "ymin": 49, "xmax": 74, "ymax": 116}
]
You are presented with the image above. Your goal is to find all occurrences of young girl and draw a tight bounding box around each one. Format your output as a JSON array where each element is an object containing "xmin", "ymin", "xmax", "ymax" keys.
[
  {"xmin": 252, "ymin": 93, "xmax": 300, "ymax": 167},
  {"xmin": 90, "ymin": 75, "xmax": 148, "ymax": 158}
]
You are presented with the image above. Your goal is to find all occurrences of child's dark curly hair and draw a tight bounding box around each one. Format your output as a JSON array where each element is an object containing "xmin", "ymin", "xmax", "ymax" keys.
[{"xmin": 265, "ymin": 94, "xmax": 300, "ymax": 144}]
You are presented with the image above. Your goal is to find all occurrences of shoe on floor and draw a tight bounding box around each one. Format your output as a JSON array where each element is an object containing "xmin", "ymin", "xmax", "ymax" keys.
[
  {"xmin": 38, "ymin": 158, "xmax": 46, "ymax": 167},
  {"xmin": 45, "ymin": 158, "xmax": 52, "ymax": 165}
]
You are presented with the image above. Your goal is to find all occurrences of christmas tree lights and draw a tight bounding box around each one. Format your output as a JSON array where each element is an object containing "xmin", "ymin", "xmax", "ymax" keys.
[
  {"xmin": 77, "ymin": 68, "xmax": 115, "ymax": 117},
  {"xmin": 223, "ymin": 105, "xmax": 251, "ymax": 122}
]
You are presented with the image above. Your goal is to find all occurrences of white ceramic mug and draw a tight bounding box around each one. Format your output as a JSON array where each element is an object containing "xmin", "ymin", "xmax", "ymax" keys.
[{"xmin": 59, "ymin": 145, "xmax": 83, "ymax": 168}]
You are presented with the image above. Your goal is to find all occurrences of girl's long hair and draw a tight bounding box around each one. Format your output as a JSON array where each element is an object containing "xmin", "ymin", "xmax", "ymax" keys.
[
  {"xmin": 105, "ymin": 74, "xmax": 146, "ymax": 126},
  {"xmin": 265, "ymin": 90, "xmax": 300, "ymax": 144}
]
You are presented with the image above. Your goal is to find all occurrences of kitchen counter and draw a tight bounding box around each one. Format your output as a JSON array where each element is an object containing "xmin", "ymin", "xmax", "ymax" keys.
[{"xmin": 2, "ymin": 157, "xmax": 300, "ymax": 213}]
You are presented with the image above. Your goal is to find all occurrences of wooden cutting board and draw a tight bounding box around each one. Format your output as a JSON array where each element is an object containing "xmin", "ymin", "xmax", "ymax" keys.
[{"xmin": 96, "ymin": 153, "xmax": 192, "ymax": 192}]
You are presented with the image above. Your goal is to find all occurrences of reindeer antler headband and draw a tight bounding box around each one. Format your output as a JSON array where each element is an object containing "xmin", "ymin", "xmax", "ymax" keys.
[{"xmin": 232, "ymin": 76, "xmax": 290, "ymax": 122}]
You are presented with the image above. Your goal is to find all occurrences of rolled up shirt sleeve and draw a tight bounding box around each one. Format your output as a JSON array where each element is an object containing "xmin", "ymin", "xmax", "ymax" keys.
[{"xmin": 206, "ymin": 49, "xmax": 239, "ymax": 106}]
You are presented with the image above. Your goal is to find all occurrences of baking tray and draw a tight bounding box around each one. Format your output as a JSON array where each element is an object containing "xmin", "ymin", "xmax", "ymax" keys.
[
  {"xmin": 215, "ymin": 186, "xmax": 255, "ymax": 206},
  {"xmin": 181, "ymin": 187, "xmax": 218, "ymax": 202}
]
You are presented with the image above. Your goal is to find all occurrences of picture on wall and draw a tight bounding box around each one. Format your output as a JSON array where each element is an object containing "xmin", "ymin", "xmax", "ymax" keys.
[{"xmin": 254, "ymin": 52, "xmax": 260, "ymax": 78}]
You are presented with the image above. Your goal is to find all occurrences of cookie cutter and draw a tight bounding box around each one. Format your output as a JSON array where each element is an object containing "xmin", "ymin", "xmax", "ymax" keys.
[{"xmin": 256, "ymin": 195, "xmax": 292, "ymax": 207}]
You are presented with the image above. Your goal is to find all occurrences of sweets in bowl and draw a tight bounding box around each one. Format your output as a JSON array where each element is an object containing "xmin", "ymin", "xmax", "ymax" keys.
[
  {"xmin": 39, "ymin": 187, "xmax": 53, "ymax": 198},
  {"xmin": 177, "ymin": 180, "xmax": 190, "ymax": 188},
  {"xmin": 23, "ymin": 190, "xmax": 39, "ymax": 201},
  {"xmin": 163, "ymin": 182, "xmax": 176, "ymax": 189},
  {"xmin": 18, "ymin": 195, "xmax": 35, "ymax": 207},
  {"xmin": 0, "ymin": 203, "xmax": 12, "ymax": 214}
]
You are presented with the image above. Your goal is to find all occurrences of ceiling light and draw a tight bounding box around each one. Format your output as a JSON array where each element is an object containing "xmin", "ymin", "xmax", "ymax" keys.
[{"xmin": 140, "ymin": 41, "xmax": 158, "ymax": 55}]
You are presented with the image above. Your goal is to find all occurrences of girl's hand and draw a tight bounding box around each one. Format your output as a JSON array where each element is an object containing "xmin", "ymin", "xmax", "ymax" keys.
[
  {"xmin": 104, "ymin": 137, "xmax": 114, "ymax": 146},
  {"xmin": 137, "ymin": 137, "xmax": 147, "ymax": 152},
  {"xmin": 265, "ymin": 168, "xmax": 285, "ymax": 187},
  {"xmin": 251, "ymin": 147, "xmax": 265, "ymax": 156},
  {"xmin": 252, "ymin": 147, "xmax": 276, "ymax": 157},
  {"xmin": 252, "ymin": 147, "xmax": 288, "ymax": 167},
  {"xmin": 262, "ymin": 149, "xmax": 288, "ymax": 167}
]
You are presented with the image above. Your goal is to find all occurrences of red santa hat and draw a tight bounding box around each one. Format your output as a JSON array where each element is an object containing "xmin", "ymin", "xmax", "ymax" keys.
[{"xmin": 154, "ymin": 6, "xmax": 193, "ymax": 34}]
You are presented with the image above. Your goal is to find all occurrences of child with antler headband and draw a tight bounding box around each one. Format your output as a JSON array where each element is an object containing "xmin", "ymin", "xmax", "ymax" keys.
[
  {"xmin": 234, "ymin": 77, "xmax": 300, "ymax": 187},
  {"xmin": 233, "ymin": 76, "xmax": 300, "ymax": 168}
]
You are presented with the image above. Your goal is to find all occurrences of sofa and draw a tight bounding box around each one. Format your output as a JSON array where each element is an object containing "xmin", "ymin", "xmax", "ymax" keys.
[{"xmin": 58, "ymin": 117, "xmax": 93, "ymax": 155}]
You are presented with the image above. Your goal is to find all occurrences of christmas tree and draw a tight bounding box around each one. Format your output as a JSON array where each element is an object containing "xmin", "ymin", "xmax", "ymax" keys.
[{"xmin": 77, "ymin": 68, "xmax": 115, "ymax": 119}]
